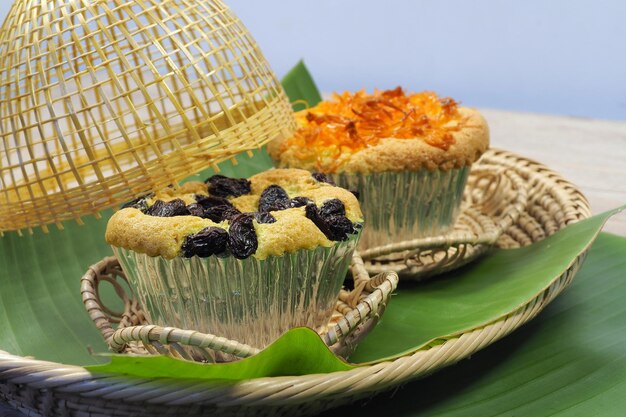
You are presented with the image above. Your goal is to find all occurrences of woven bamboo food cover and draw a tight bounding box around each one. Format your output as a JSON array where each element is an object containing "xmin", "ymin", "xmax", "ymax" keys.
[
  {"xmin": 0, "ymin": 150, "xmax": 593, "ymax": 416},
  {"xmin": 0, "ymin": 0, "xmax": 296, "ymax": 233}
]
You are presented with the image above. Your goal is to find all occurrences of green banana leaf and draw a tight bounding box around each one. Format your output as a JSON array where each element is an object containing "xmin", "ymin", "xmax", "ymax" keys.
[
  {"xmin": 321, "ymin": 232, "xmax": 626, "ymax": 417},
  {"xmin": 87, "ymin": 328, "xmax": 353, "ymax": 381},
  {"xmin": 279, "ymin": 59, "xmax": 323, "ymax": 110},
  {"xmin": 349, "ymin": 207, "xmax": 623, "ymax": 363}
]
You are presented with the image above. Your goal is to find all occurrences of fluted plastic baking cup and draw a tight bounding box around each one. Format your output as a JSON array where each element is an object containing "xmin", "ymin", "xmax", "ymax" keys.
[
  {"xmin": 333, "ymin": 167, "xmax": 469, "ymax": 249},
  {"xmin": 112, "ymin": 232, "xmax": 360, "ymax": 351}
]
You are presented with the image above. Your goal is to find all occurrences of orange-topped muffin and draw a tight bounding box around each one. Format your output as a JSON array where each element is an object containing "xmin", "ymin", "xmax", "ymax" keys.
[
  {"xmin": 268, "ymin": 87, "xmax": 488, "ymax": 173},
  {"xmin": 268, "ymin": 88, "xmax": 490, "ymax": 249}
]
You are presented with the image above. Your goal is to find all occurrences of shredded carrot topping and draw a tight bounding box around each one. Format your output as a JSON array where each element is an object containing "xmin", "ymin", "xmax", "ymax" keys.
[{"xmin": 283, "ymin": 87, "xmax": 466, "ymax": 172}]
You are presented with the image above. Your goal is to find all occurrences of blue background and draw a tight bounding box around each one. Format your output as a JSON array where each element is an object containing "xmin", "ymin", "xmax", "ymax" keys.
[{"xmin": 1, "ymin": 1, "xmax": 624, "ymax": 121}]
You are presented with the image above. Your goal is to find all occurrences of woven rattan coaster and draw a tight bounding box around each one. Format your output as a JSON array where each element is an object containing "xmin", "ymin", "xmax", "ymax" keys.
[
  {"xmin": 81, "ymin": 252, "xmax": 398, "ymax": 362},
  {"xmin": 363, "ymin": 157, "xmax": 529, "ymax": 280}
]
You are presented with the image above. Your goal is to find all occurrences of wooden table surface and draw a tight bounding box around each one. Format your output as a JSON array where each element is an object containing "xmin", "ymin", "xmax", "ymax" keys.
[{"xmin": 1, "ymin": 110, "xmax": 625, "ymax": 416}]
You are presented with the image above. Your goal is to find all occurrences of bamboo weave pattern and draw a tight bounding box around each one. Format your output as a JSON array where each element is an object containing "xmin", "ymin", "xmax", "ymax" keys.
[{"xmin": 0, "ymin": 0, "xmax": 296, "ymax": 233}]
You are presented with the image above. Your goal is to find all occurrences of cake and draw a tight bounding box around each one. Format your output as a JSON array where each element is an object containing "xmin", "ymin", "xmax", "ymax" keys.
[
  {"xmin": 106, "ymin": 169, "xmax": 363, "ymax": 355},
  {"xmin": 268, "ymin": 87, "xmax": 489, "ymax": 248}
]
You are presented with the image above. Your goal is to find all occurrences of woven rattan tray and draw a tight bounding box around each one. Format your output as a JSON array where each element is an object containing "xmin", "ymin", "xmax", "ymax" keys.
[{"xmin": 0, "ymin": 149, "xmax": 592, "ymax": 417}]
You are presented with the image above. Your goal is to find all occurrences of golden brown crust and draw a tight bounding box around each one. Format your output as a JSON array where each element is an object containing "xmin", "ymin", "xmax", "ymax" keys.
[
  {"xmin": 254, "ymin": 207, "xmax": 332, "ymax": 260},
  {"xmin": 106, "ymin": 209, "xmax": 226, "ymax": 259},
  {"xmin": 268, "ymin": 107, "xmax": 489, "ymax": 173},
  {"xmin": 106, "ymin": 168, "xmax": 362, "ymax": 260},
  {"xmin": 247, "ymin": 169, "xmax": 362, "ymax": 222},
  {"xmin": 150, "ymin": 182, "xmax": 209, "ymax": 205}
]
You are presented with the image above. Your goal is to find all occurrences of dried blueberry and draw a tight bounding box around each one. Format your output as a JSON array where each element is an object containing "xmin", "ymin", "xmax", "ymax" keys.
[
  {"xmin": 289, "ymin": 196, "xmax": 313, "ymax": 208},
  {"xmin": 228, "ymin": 213, "xmax": 258, "ymax": 259},
  {"xmin": 320, "ymin": 199, "xmax": 346, "ymax": 217},
  {"xmin": 195, "ymin": 194, "xmax": 233, "ymax": 209},
  {"xmin": 258, "ymin": 185, "xmax": 290, "ymax": 212},
  {"xmin": 146, "ymin": 199, "xmax": 190, "ymax": 217},
  {"xmin": 305, "ymin": 204, "xmax": 332, "ymax": 237},
  {"xmin": 253, "ymin": 212, "xmax": 276, "ymax": 224},
  {"xmin": 204, "ymin": 205, "xmax": 241, "ymax": 222},
  {"xmin": 205, "ymin": 175, "xmax": 251, "ymax": 198},
  {"xmin": 121, "ymin": 193, "xmax": 153, "ymax": 211},
  {"xmin": 186, "ymin": 203, "xmax": 206, "ymax": 218},
  {"xmin": 194, "ymin": 194, "xmax": 241, "ymax": 221},
  {"xmin": 324, "ymin": 215, "xmax": 355, "ymax": 241},
  {"xmin": 312, "ymin": 172, "xmax": 336, "ymax": 186},
  {"xmin": 305, "ymin": 203, "xmax": 355, "ymax": 241},
  {"xmin": 181, "ymin": 227, "xmax": 228, "ymax": 258},
  {"xmin": 146, "ymin": 200, "xmax": 166, "ymax": 215}
]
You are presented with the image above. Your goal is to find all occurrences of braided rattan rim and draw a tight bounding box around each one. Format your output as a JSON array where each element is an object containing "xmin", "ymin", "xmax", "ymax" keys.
[{"xmin": 0, "ymin": 149, "xmax": 593, "ymax": 417}]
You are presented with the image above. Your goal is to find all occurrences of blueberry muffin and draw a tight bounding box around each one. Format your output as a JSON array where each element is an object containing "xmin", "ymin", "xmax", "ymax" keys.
[{"xmin": 106, "ymin": 169, "xmax": 363, "ymax": 353}]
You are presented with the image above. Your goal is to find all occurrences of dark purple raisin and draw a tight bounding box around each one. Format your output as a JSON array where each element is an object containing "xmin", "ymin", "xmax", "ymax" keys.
[
  {"xmin": 305, "ymin": 203, "xmax": 355, "ymax": 241},
  {"xmin": 121, "ymin": 194, "xmax": 153, "ymax": 211},
  {"xmin": 324, "ymin": 215, "xmax": 355, "ymax": 241},
  {"xmin": 228, "ymin": 213, "xmax": 258, "ymax": 259},
  {"xmin": 146, "ymin": 199, "xmax": 190, "ymax": 217},
  {"xmin": 349, "ymin": 189, "xmax": 360, "ymax": 200},
  {"xmin": 289, "ymin": 196, "xmax": 313, "ymax": 208},
  {"xmin": 146, "ymin": 200, "xmax": 166, "ymax": 216},
  {"xmin": 320, "ymin": 199, "xmax": 346, "ymax": 217},
  {"xmin": 312, "ymin": 172, "xmax": 336, "ymax": 186},
  {"xmin": 258, "ymin": 185, "xmax": 290, "ymax": 212},
  {"xmin": 205, "ymin": 175, "xmax": 251, "ymax": 198},
  {"xmin": 186, "ymin": 203, "xmax": 206, "ymax": 218},
  {"xmin": 253, "ymin": 212, "xmax": 276, "ymax": 224},
  {"xmin": 181, "ymin": 227, "xmax": 228, "ymax": 258},
  {"xmin": 305, "ymin": 204, "xmax": 331, "ymax": 237},
  {"xmin": 204, "ymin": 205, "xmax": 241, "ymax": 222},
  {"xmin": 195, "ymin": 194, "xmax": 234, "ymax": 209}
]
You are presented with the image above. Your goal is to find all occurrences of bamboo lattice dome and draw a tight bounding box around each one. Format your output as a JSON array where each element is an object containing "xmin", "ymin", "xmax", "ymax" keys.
[{"xmin": 0, "ymin": 0, "xmax": 296, "ymax": 233}]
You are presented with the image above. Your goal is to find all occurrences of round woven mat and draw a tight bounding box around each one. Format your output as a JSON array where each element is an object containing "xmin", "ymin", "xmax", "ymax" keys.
[
  {"xmin": 363, "ymin": 160, "xmax": 529, "ymax": 279},
  {"xmin": 0, "ymin": 149, "xmax": 592, "ymax": 417},
  {"xmin": 80, "ymin": 253, "xmax": 398, "ymax": 362}
]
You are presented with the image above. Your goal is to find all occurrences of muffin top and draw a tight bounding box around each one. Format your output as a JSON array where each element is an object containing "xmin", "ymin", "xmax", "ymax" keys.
[
  {"xmin": 105, "ymin": 169, "xmax": 363, "ymax": 260},
  {"xmin": 267, "ymin": 87, "xmax": 489, "ymax": 173}
]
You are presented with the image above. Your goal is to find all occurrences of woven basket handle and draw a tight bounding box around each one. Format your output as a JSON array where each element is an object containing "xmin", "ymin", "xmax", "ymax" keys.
[
  {"xmin": 323, "ymin": 270, "xmax": 398, "ymax": 348},
  {"xmin": 81, "ymin": 256, "xmax": 143, "ymax": 344},
  {"xmin": 81, "ymin": 257, "xmax": 260, "ymax": 360},
  {"xmin": 109, "ymin": 325, "xmax": 261, "ymax": 360},
  {"xmin": 466, "ymin": 165, "xmax": 528, "ymax": 232}
]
